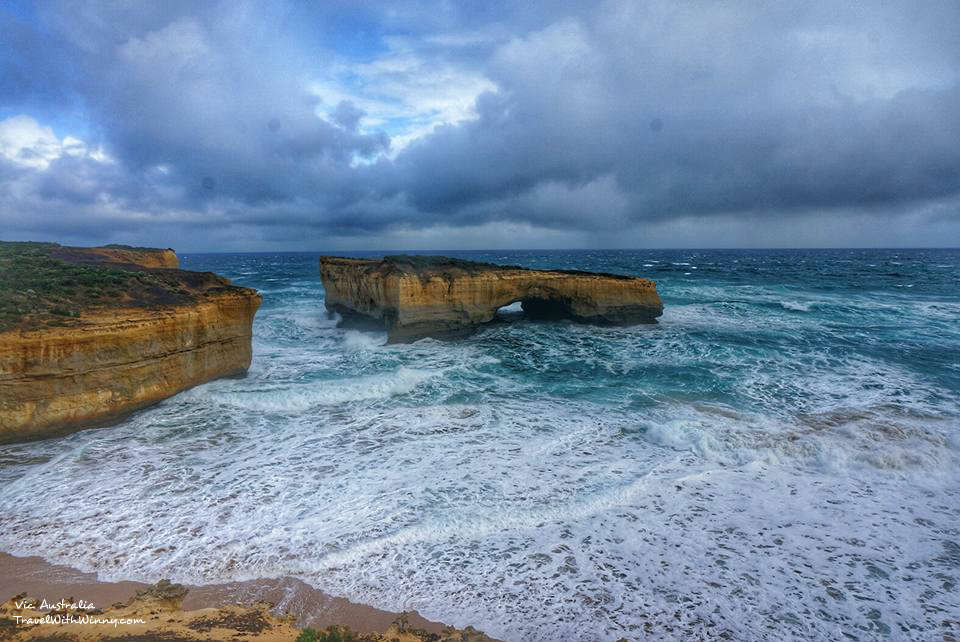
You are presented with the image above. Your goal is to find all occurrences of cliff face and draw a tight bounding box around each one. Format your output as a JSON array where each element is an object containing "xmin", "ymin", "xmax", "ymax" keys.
[
  {"xmin": 0, "ymin": 290, "xmax": 259, "ymax": 443},
  {"xmin": 320, "ymin": 256, "xmax": 663, "ymax": 343},
  {"xmin": 0, "ymin": 244, "xmax": 260, "ymax": 444}
]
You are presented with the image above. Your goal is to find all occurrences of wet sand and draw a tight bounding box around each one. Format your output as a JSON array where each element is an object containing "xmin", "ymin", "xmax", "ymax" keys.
[{"xmin": 1, "ymin": 552, "xmax": 492, "ymax": 640}]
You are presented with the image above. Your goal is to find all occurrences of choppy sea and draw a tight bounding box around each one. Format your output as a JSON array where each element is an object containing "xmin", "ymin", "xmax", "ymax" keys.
[{"xmin": 1, "ymin": 249, "xmax": 958, "ymax": 641}]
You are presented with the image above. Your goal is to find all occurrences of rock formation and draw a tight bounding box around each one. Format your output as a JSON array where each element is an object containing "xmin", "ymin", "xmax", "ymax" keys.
[
  {"xmin": 319, "ymin": 255, "xmax": 663, "ymax": 343},
  {"xmin": 0, "ymin": 243, "xmax": 260, "ymax": 444}
]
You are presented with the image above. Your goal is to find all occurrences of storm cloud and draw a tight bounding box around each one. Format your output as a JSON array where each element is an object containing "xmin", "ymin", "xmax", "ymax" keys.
[{"xmin": 1, "ymin": 0, "xmax": 959, "ymax": 249}]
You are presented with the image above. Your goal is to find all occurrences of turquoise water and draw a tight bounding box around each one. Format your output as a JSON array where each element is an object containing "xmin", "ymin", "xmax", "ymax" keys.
[{"xmin": 1, "ymin": 249, "xmax": 958, "ymax": 641}]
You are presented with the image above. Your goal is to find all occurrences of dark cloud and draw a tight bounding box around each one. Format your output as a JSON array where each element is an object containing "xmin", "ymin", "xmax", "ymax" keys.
[
  {"xmin": 395, "ymin": 5, "xmax": 960, "ymax": 227},
  {"xmin": 332, "ymin": 101, "xmax": 365, "ymax": 133},
  {"xmin": 0, "ymin": 8, "xmax": 80, "ymax": 117},
  {"xmin": 1, "ymin": 0, "xmax": 959, "ymax": 249}
]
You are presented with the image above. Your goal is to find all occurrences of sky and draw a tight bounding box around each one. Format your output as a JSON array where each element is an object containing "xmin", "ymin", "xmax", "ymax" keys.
[{"xmin": 1, "ymin": 0, "xmax": 959, "ymax": 251}]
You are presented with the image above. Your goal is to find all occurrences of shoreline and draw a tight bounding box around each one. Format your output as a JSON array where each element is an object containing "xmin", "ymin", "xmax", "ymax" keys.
[{"xmin": 0, "ymin": 552, "xmax": 495, "ymax": 641}]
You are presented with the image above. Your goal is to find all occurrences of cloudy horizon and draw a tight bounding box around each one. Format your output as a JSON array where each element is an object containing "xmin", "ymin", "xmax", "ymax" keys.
[{"xmin": 2, "ymin": 1, "xmax": 959, "ymax": 251}]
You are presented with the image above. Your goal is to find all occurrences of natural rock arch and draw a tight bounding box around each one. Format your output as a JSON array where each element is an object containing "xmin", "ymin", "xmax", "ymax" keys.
[{"xmin": 320, "ymin": 255, "xmax": 663, "ymax": 343}]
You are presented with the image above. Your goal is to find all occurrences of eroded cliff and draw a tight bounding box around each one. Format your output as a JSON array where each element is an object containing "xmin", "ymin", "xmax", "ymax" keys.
[
  {"xmin": 319, "ymin": 255, "xmax": 663, "ymax": 342},
  {"xmin": 0, "ymin": 242, "xmax": 260, "ymax": 443}
]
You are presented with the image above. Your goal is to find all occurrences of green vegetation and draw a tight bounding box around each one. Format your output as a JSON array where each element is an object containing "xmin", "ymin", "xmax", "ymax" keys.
[
  {"xmin": 0, "ymin": 241, "xmax": 225, "ymax": 331},
  {"xmin": 380, "ymin": 254, "xmax": 635, "ymax": 280},
  {"xmin": 103, "ymin": 243, "xmax": 172, "ymax": 251},
  {"xmin": 383, "ymin": 254, "xmax": 522, "ymax": 272},
  {"xmin": 296, "ymin": 626, "xmax": 362, "ymax": 642}
]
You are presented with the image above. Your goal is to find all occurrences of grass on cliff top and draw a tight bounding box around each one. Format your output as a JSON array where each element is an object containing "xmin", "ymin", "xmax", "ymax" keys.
[
  {"xmin": 382, "ymin": 254, "xmax": 524, "ymax": 272},
  {"xmin": 102, "ymin": 243, "xmax": 173, "ymax": 251},
  {"xmin": 380, "ymin": 254, "xmax": 638, "ymax": 280},
  {"xmin": 0, "ymin": 241, "xmax": 229, "ymax": 331}
]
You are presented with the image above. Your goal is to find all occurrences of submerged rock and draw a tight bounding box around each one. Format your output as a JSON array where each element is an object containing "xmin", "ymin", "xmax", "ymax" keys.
[{"xmin": 319, "ymin": 255, "xmax": 663, "ymax": 343}]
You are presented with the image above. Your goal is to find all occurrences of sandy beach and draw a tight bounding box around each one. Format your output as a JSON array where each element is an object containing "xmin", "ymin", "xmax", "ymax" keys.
[{"xmin": 0, "ymin": 552, "xmax": 494, "ymax": 641}]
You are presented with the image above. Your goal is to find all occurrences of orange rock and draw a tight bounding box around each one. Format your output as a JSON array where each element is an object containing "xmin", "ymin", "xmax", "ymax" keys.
[
  {"xmin": 0, "ymin": 249, "xmax": 260, "ymax": 444},
  {"xmin": 320, "ymin": 255, "xmax": 663, "ymax": 343}
]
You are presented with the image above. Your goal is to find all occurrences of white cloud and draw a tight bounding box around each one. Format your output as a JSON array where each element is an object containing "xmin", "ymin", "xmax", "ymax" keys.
[
  {"xmin": 0, "ymin": 116, "xmax": 62, "ymax": 169},
  {"xmin": 0, "ymin": 115, "xmax": 112, "ymax": 169},
  {"xmin": 308, "ymin": 40, "xmax": 497, "ymax": 155}
]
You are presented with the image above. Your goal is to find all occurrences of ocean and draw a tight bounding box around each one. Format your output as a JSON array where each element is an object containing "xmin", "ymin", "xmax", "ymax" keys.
[{"xmin": 1, "ymin": 249, "xmax": 958, "ymax": 641}]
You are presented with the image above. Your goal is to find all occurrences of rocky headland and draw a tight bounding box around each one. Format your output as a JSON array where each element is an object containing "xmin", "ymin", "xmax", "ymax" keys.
[
  {"xmin": 0, "ymin": 241, "xmax": 260, "ymax": 444},
  {"xmin": 319, "ymin": 255, "xmax": 663, "ymax": 342}
]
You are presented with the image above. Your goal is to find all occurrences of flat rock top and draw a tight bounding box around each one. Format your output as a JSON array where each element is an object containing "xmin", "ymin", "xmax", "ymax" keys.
[
  {"xmin": 0, "ymin": 241, "xmax": 255, "ymax": 332},
  {"xmin": 319, "ymin": 254, "xmax": 645, "ymax": 282}
]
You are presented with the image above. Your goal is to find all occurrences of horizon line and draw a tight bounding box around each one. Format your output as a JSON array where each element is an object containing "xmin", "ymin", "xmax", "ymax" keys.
[{"xmin": 176, "ymin": 246, "xmax": 960, "ymax": 254}]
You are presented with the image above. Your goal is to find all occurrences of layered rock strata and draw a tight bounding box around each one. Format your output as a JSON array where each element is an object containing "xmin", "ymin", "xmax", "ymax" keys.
[
  {"xmin": 0, "ymin": 245, "xmax": 260, "ymax": 444},
  {"xmin": 319, "ymin": 255, "xmax": 663, "ymax": 343}
]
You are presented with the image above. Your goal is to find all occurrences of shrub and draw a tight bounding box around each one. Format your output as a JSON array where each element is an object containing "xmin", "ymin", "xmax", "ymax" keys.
[
  {"xmin": 296, "ymin": 626, "xmax": 359, "ymax": 642},
  {"xmin": 296, "ymin": 629, "xmax": 317, "ymax": 642}
]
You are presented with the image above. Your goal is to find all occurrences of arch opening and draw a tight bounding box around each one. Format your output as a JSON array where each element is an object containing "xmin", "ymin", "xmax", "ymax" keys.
[
  {"xmin": 493, "ymin": 295, "xmax": 575, "ymax": 322},
  {"xmin": 520, "ymin": 296, "xmax": 575, "ymax": 320},
  {"xmin": 496, "ymin": 300, "xmax": 525, "ymax": 315}
]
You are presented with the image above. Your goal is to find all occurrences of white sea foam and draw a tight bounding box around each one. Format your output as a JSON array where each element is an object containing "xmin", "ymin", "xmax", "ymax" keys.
[
  {"xmin": 1, "ymin": 394, "xmax": 956, "ymax": 641},
  {"xmin": 780, "ymin": 300, "xmax": 812, "ymax": 312},
  {"xmin": 342, "ymin": 330, "xmax": 385, "ymax": 350},
  {"xmin": 207, "ymin": 368, "xmax": 434, "ymax": 411}
]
